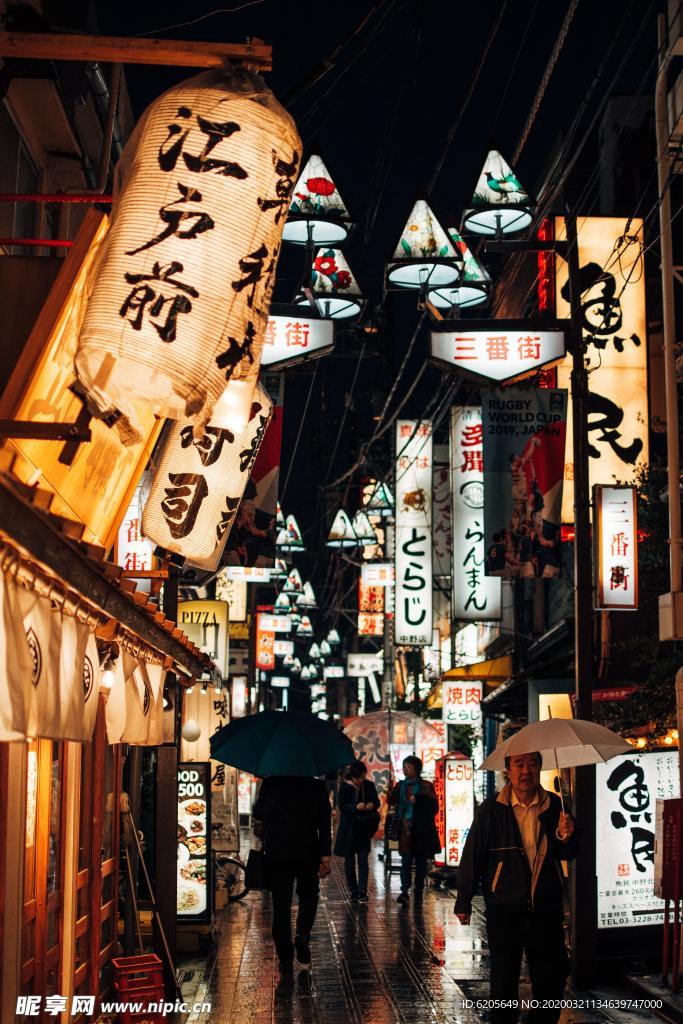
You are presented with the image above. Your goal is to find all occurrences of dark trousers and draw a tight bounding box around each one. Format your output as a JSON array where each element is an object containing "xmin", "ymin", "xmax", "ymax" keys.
[
  {"xmin": 344, "ymin": 850, "xmax": 369, "ymax": 895},
  {"xmin": 485, "ymin": 908, "xmax": 570, "ymax": 1024},
  {"xmin": 400, "ymin": 853, "xmax": 427, "ymax": 893},
  {"xmin": 268, "ymin": 859, "xmax": 320, "ymax": 965}
]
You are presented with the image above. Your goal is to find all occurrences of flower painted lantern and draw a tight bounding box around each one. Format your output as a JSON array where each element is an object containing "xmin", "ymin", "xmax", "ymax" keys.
[
  {"xmin": 351, "ymin": 510, "xmax": 378, "ymax": 546},
  {"xmin": 282, "ymin": 567, "xmax": 303, "ymax": 593},
  {"xmin": 462, "ymin": 150, "xmax": 533, "ymax": 236},
  {"xmin": 75, "ymin": 68, "xmax": 300, "ymax": 442},
  {"xmin": 283, "ymin": 155, "xmax": 351, "ymax": 246},
  {"xmin": 271, "ymin": 557, "xmax": 289, "ymax": 580},
  {"xmin": 274, "ymin": 592, "xmax": 292, "ymax": 612},
  {"xmin": 296, "ymin": 615, "xmax": 314, "ymax": 638},
  {"xmin": 327, "ymin": 508, "xmax": 357, "ymax": 548},
  {"xmin": 387, "ymin": 200, "xmax": 461, "ymax": 290},
  {"xmin": 296, "ymin": 581, "xmax": 318, "ymax": 609},
  {"xmin": 428, "ymin": 227, "xmax": 490, "ymax": 311},
  {"xmin": 142, "ymin": 384, "xmax": 272, "ymax": 565},
  {"xmin": 296, "ymin": 248, "xmax": 364, "ymax": 319},
  {"xmin": 363, "ymin": 480, "xmax": 394, "ymax": 517},
  {"xmin": 277, "ymin": 513, "xmax": 305, "ymax": 553}
]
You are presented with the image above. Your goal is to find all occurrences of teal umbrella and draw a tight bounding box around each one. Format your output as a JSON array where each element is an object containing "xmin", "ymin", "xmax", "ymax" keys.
[{"xmin": 210, "ymin": 711, "xmax": 355, "ymax": 777}]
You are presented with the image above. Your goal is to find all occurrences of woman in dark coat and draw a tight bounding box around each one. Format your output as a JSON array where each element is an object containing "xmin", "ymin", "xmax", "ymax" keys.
[
  {"xmin": 334, "ymin": 761, "xmax": 380, "ymax": 902},
  {"xmin": 387, "ymin": 755, "xmax": 440, "ymax": 904}
]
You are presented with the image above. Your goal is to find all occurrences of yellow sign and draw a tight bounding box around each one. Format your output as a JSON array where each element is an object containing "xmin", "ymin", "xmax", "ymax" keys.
[
  {"xmin": 555, "ymin": 217, "xmax": 648, "ymax": 522},
  {"xmin": 0, "ymin": 210, "xmax": 161, "ymax": 549}
]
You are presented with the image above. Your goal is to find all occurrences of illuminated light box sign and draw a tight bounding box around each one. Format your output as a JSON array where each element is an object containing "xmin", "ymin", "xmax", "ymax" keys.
[
  {"xmin": 214, "ymin": 572, "xmax": 248, "ymax": 622},
  {"xmin": 444, "ymin": 757, "xmax": 475, "ymax": 868},
  {"xmin": 596, "ymin": 751, "xmax": 678, "ymax": 929},
  {"xmin": 261, "ymin": 309, "xmax": 334, "ymax": 369},
  {"xmin": 323, "ymin": 665, "xmax": 344, "ymax": 679},
  {"xmin": 231, "ymin": 677, "xmax": 247, "ymax": 717},
  {"xmin": 361, "ymin": 563, "xmax": 395, "ymax": 586},
  {"xmin": 255, "ymin": 615, "xmax": 275, "ymax": 670},
  {"xmin": 271, "ymin": 676, "xmax": 290, "ymax": 688},
  {"xmin": 224, "ymin": 566, "xmax": 271, "ymax": 582},
  {"xmin": 258, "ymin": 614, "xmax": 292, "ymax": 633},
  {"xmin": 430, "ymin": 321, "xmax": 566, "ymax": 384},
  {"xmin": 178, "ymin": 599, "xmax": 229, "ymax": 677},
  {"xmin": 358, "ymin": 612, "xmax": 384, "ymax": 637},
  {"xmin": 346, "ymin": 652, "xmax": 383, "ymax": 677},
  {"xmin": 177, "ymin": 762, "xmax": 212, "ymax": 921},
  {"xmin": 594, "ymin": 485, "xmax": 638, "ymax": 610},
  {"xmin": 273, "ymin": 639, "xmax": 294, "ymax": 656},
  {"xmin": 395, "ymin": 419, "xmax": 433, "ymax": 646}
]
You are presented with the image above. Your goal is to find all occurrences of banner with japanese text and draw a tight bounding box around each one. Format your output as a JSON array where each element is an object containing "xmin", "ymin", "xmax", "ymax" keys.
[
  {"xmin": 594, "ymin": 485, "xmax": 638, "ymax": 610},
  {"xmin": 394, "ymin": 420, "xmax": 433, "ymax": 646},
  {"xmin": 450, "ymin": 407, "xmax": 501, "ymax": 619},
  {"xmin": 432, "ymin": 445, "xmax": 452, "ymax": 579},
  {"xmin": 481, "ymin": 388, "xmax": 567, "ymax": 580},
  {"xmin": 556, "ymin": 217, "xmax": 648, "ymax": 522}
]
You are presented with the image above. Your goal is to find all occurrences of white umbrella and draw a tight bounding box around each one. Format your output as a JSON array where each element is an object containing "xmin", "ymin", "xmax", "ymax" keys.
[{"xmin": 479, "ymin": 717, "xmax": 632, "ymax": 812}]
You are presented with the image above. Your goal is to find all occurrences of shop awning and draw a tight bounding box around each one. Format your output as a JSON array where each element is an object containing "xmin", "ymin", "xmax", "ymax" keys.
[{"xmin": 426, "ymin": 655, "xmax": 513, "ymax": 709}]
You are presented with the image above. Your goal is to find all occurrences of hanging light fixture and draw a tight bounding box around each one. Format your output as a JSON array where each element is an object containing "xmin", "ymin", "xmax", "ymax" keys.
[
  {"xmin": 274, "ymin": 592, "xmax": 292, "ymax": 612},
  {"xmin": 301, "ymin": 665, "xmax": 312, "ymax": 681},
  {"xmin": 283, "ymin": 154, "xmax": 351, "ymax": 246},
  {"xmin": 320, "ymin": 639, "xmax": 332, "ymax": 657},
  {"xmin": 296, "ymin": 581, "xmax": 318, "ymax": 609},
  {"xmin": 462, "ymin": 150, "xmax": 533, "ymax": 237},
  {"xmin": 277, "ymin": 502, "xmax": 286, "ymax": 528},
  {"xmin": 386, "ymin": 199, "xmax": 461, "ymax": 290},
  {"xmin": 327, "ymin": 508, "xmax": 358, "ymax": 548},
  {"xmin": 308, "ymin": 663, "xmax": 319, "ymax": 679},
  {"xmin": 278, "ymin": 513, "xmax": 305, "ymax": 553},
  {"xmin": 296, "ymin": 248, "xmax": 364, "ymax": 320},
  {"xmin": 351, "ymin": 510, "xmax": 378, "ymax": 546},
  {"xmin": 296, "ymin": 615, "xmax": 314, "ymax": 637},
  {"xmin": 271, "ymin": 558, "xmax": 289, "ymax": 580},
  {"xmin": 326, "ymin": 628, "xmax": 341, "ymax": 646},
  {"xmin": 428, "ymin": 227, "xmax": 490, "ymax": 311},
  {"xmin": 291, "ymin": 657, "xmax": 302, "ymax": 675},
  {"xmin": 283, "ymin": 653, "xmax": 295, "ymax": 669},
  {"xmin": 363, "ymin": 481, "xmax": 394, "ymax": 517},
  {"xmin": 309, "ymin": 642, "xmax": 322, "ymax": 660},
  {"xmin": 283, "ymin": 567, "xmax": 304, "ymax": 593}
]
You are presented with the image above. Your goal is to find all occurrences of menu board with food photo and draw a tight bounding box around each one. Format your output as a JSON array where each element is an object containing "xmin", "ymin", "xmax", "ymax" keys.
[{"xmin": 177, "ymin": 762, "xmax": 213, "ymax": 921}]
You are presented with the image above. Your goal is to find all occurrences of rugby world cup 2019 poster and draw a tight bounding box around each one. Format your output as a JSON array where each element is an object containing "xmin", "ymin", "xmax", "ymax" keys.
[{"xmin": 482, "ymin": 388, "xmax": 568, "ymax": 580}]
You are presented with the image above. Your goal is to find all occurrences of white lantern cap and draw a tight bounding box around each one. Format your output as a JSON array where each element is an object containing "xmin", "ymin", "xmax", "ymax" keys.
[
  {"xmin": 282, "ymin": 567, "xmax": 303, "ymax": 593},
  {"xmin": 320, "ymin": 639, "xmax": 332, "ymax": 656},
  {"xmin": 296, "ymin": 580, "xmax": 318, "ymax": 608},
  {"xmin": 363, "ymin": 480, "xmax": 394, "ymax": 517},
  {"xmin": 283, "ymin": 155, "xmax": 351, "ymax": 246},
  {"xmin": 296, "ymin": 615, "xmax": 314, "ymax": 637},
  {"xmin": 309, "ymin": 642, "xmax": 322, "ymax": 659},
  {"xmin": 296, "ymin": 248, "xmax": 363, "ymax": 320},
  {"xmin": 301, "ymin": 665, "xmax": 311, "ymax": 680},
  {"xmin": 278, "ymin": 513, "xmax": 305, "ymax": 552},
  {"xmin": 327, "ymin": 508, "xmax": 357, "ymax": 548},
  {"xmin": 274, "ymin": 592, "xmax": 292, "ymax": 611},
  {"xmin": 326, "ymin": 628, "xmax": 341, "ymax": 645},
  {"xmin": 462, "ymin": 150, "xmax": 533, "ymax": 236},
  {"xmin": 271, "ymin": 558, "xmax": 289, "ymax": 579},
  {"xmin": 351, "ymin": 510, "xmax": 378, "ymax": 546},
  {"xmin": 387, "ymin": 200, "xmax": 461, "ymax": 289}
]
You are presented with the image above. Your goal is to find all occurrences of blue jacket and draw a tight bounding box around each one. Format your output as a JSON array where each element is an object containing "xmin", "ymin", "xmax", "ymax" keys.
[{"xmin": 334, "ymin": 779, "xmax": 380, "ymax": 856}]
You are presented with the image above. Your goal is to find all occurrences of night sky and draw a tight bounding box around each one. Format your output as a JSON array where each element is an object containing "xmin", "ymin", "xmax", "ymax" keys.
[{"xmin": 94, "ymin": 0, "xmax": 659, "ymax": 625}]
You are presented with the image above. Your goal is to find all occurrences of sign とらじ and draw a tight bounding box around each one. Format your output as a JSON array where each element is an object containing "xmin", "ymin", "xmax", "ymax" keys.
[{"xmin": 394, "ymin": 420, "xmax": 433, "ymax": 646}]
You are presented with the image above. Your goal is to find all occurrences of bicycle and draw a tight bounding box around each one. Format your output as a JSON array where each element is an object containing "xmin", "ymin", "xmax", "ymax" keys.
[{"xmin": 214, "ymin": 852, "xmax": 249, "ymax": 902}]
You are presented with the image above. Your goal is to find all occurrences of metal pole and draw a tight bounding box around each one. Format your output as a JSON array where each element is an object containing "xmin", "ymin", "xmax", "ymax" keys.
[{"xmin": 565, "ymin": 207, "xmax": 597, "ymax": 988}]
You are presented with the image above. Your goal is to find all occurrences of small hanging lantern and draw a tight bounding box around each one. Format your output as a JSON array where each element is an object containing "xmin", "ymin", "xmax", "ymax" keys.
[
  {"xmin": 291, "ymin": 657, "xmax": 302, "ymax": 675},
  {"xmin": 276, "ymin": 502, "xmax": 285, "ymax": 528},
  {"xmin": 301, "ymin": 665, "xmax": 312, "ymax": 681},
  {"xmin": 296, "ymin": 248, "xmax": 364, "ymax": 320},
  {"xmin": 309, "ymin": 642, "xmax": 322, "ymax": 660},
  {"xmin": 274, "ymin": 592, "xmax": 292, "ymax": 612},
  {"xmin": 386, "ymin": 199, "xmax": 461, "ymax": 290},
  {"xmin": 428, "ymin": 227, "xmax": 490, "ymax": 311},
  {"xmin": 326, "ymin": 628, "xmax": 340, "ymax": 646},
  {"xmin": 283, "ymin": 653, "xmax": 295, "ymax": 668},
  {"xmin": 76, "ymin": 68, "xmax": 301, "ymax": 441},
  {"xmin": 363, "ymin": 480, "xmax": 394, "ymax": 517},
  {"xmin": 327, "ymin": 508, "xmax": 357, "ymax": 548},
  {"xmin": 351, "ymin": 510, "xmax": 378, "ymax": 546},
  {"xmin": 283, "ymin": 567, "xmax": 303, "ymax": 593},
  {"xmin": 308, "ymin": 663, "xmax": 319, "ymax": 679},
  {"xmin": 278, "ymin": 513, "xmax": 305, "ymax": 553},
  {"xmin": 271, "ymin": 557, "xmax": 289, "ymax": 580},
  {"xmin": 320, "ymin": 639, "xmax": 332, "ymax": 657},
  {"xmin": 296, "ymin": 581, "xmax": 318, "ymax": 609},
  {"xmin": 296, "ymin": 615, "xmax": 314, "ymax": 637},
  {"xmin": 283, "ymin": 154, "xmax": 351, "ymax": 246},
  {"xmin": 462, "ymin": 150, "xmax": 533, "ymax": 236}
]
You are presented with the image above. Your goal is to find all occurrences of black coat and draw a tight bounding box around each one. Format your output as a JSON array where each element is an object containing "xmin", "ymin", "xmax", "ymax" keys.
[
  {"xmin": 388, "ymin": 779, "xmax": 441, "ymax": 858},
  {"xmin": 253, "ymin": 776, "xmax": 332, "ymax": 863},
  {"xmin": 334, "ymin": 779, "xmax": 380, "ymax": 857},
  {"xmin": 454, "ymin": 784, "xmax": 579, "ymax": 917}
]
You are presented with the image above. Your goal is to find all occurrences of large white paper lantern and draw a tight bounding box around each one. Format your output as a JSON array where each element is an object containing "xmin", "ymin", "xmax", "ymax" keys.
[
  {"xmin": 76, "ymin": 68, "xmax": 301, "ymax": 442},
  {"xmin": 142, "ymin": 384, "xmax": 272, "ymax": 564}
]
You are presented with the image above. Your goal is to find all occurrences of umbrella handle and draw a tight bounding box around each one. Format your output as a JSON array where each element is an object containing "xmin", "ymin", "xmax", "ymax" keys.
[{"xmin": 553, "ymin": 746, "xmax": 566, "ymax": 816}]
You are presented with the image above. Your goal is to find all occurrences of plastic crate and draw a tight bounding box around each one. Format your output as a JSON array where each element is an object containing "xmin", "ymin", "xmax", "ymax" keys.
[
  {"xmin": 111, "ymin": 954, "xmax": 165, "ymax": 996},
  {"xmin": 112, "ymin": 984, "xmax": 165, "ymax": 1024}
]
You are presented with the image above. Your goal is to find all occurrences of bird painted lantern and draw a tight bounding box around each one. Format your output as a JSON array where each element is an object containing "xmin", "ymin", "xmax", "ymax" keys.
[
  {"xmin": 283, "ymin": 154, "xmax": 350, "ymax": 246},
  {"xmin": 142, "ymin": 384, "xmax": 272, "ymax": 565},
  {"xmin": 75, "ymin": 68, "xmax": 300, "ymax": 442},
  {"xmin": 296, "ymin": 248, "xmax": 364, "ymax": 319},
  {"xmin": 277, "ymin": 513, "xmax": 305, "ymax": 552},
  {"xmin": 428, "ymin": 227, "xmax": 490, "ymax": 311},
  {"xmin": 462, "ymin": 150, "xmax": 533, "ymax": 236},
  {"xmin": 352, "ymin": 510, "xmax": 378, "ymax": 546},
  {"xmin": 327, "ymin": 508, "xmax": 358, "ymax": 548},
  {"xmin": 387, "ymin": 200, "xmax": 461, "ymax": 290}
]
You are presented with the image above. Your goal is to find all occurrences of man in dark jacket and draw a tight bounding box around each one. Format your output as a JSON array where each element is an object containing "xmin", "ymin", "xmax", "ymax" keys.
[
  {"xmin": 388, "ymin": 755, "xmax": 440, "ymax": 904},
  {"xmin": 454, "ymin": 752, "xmax": 579, "ymax": 1023},
  {"xmin": 253, "ymin": 776, "xmax": 332, "ymax": 974}
]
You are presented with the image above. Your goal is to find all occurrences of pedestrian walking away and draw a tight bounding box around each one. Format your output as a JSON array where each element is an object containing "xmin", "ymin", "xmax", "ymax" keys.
[
  {"xmin": 253, "ymin": 774, "xmax": 332, "ymax": 976},
  {"xmin": 454, "ymin": 751, "xmax": 579, "ymax": 1024},
  {"xmin": 334, "ymin": 761, "xmax": 380, "ymax": 902},
  {"xmin": 388, "ymin": 755, "xmax": 440, "ymax": 904}
]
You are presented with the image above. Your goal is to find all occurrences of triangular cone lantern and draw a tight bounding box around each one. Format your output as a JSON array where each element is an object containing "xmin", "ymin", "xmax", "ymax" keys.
[
  {"xmin": 278, "ymin": 513, "xmax": 305, "ymax": 553},
  {"xmin": 352, "ymin": 510, "xmax": 378, "ymax": 546},
  {"xmin": 274, "ymin": 592, "xmax": 292, "ymax": 612},
  {"xmin": 301, "ymin": 665, "xmax": 311, "ymax": 680},
  {"xmin": 297, "ymin": 581, "xmax": 318, "ymax": 608},
  {"xmin": 291, "ymin": 657, "xmax": 302, "ymax": 674},
  {"xmin": 297, "ymin": 248, "xmax": 364, "ymax": 320},
  {"xmin": 363, "ymin": 481, "xmax": 394, "ymax": 517},
  {"xmin": 271, "ymin": 558, "xmax": 289, "ymax": 580},
  {"xmin": 276, "ymin": 501, "xmax": 285, "ymax": 528},
  {"xmin": 326, "ymin": 628, "xmax": 341, "ymax": 645},
  {"xmin": 387, "ymin": 200, "xmax": 461, "ymax": 290},
  {"xmin": 283, "ymin": 567, "xmax": 303, "ymax": 593},
  {"xmin": 320, "ymin": 639, "xmax": 332, "ymax": 656},
  {"xmin": 283, "ymin": 155, "xmax": 351, "ymax": 246},
  {"xmin": 296, "ymin": 615, "xmax": 314, "ymax": 637},
  {"xmin": 462, "ymin": 150, "xmax": 533, "ymax": 236},
  {"xmin": 327, "ymin": 508, "xmax": 358, "ymax": 548},
  {"xmin": 429, "ymin": 227, "xmax": 490, "ymax": 311},
  {"xmin": 283, "ymin": 653, "xmax": 295, "ymax": 668},
  {"xmin": 308, "ymin": 663, "xmax": 319, "ymax": 678},
  {"xmin": 276, "ymin": 527, "xmax": 289, "ymax": 548},
  {"xmin": 309, "ymin": 642, "xmax": 321, "ymax": 660}
]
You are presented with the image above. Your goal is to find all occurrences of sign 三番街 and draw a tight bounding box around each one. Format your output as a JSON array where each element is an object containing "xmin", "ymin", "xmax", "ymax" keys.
[
  {"xmin": 224, "ymin": 566, "xmax": 271, "ymax": 582},
  {"xmin": 595, "ymin": 485, "xmax": 638, "ymax": 610},
  {"xmin": 450, "ymin": 407, "xmax": 501, "ymax": 620},
  {"xmin": 261, "ymin": 313, "xmax": 334, "ymax": 368},
  {"xmin": 430, "ymin": 322, "xmax": 566, "ymax": 384},
  {"xmin": 177, "ymin": 762, "xmax": 212, "ymax": 920},
  {"xmin": 444, "ymin": 757, "xmax": 475, "ymax": 867},
  {"xmin": 394, "ymin": 420, "xmax": 433, "ymax": 646},
  {"xmin": 481, "ymin": 388, "xmax": 568, "ymax": 580},
  {"xmin": 177, "ymin": 600, "xmax": 229, "ymax": 677},
  {"xmin": 596, "ymin": 751, "xmax": 679, "ymax": 929},
  {"xmin": 555, "ymin": 217, "xmax": 648, "ymax": 522},
  {"xmin": 361, "ymin": 563, "xmax": 394, "ymax": 586}
]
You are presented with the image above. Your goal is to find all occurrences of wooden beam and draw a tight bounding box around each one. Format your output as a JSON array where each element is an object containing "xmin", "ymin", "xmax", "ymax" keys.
[
  {"xmin": 0, "ymin": 477, "xmax": 208, "ymax": 678},
  {"xmin": 0, "ymin": 32, "xmax": 272, "ymax": 70}
]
